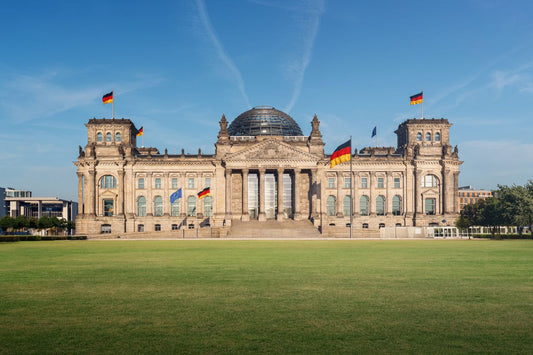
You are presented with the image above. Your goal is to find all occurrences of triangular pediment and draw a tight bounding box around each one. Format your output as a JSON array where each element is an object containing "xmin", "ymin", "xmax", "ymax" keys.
[{"xmin": 225, "ymin": 139, "xmax": 320, "ymax": 163}]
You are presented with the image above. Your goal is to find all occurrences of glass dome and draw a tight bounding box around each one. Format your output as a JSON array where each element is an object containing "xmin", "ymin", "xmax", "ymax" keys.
[{"xmin": 228, "ymin": 106, "xmax": 303, "ymax": 136}]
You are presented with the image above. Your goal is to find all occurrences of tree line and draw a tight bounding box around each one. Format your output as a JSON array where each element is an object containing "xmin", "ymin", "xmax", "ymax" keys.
[
  {"xmin": 456, "ymin": 181, "xmax": 533, "ymax": 237},
  {"xmin": 0, "ymin": 215, "xmax": 75, "ymax": 235}
]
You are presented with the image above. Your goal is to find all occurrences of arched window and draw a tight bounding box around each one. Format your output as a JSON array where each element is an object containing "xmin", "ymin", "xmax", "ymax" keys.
[
  {"xmin": 106, "ymin": 132, "xmax": 112, "ymax": 142},
  {"xmin": 187, "ymin": 196, "xmax": 196, "ymax": 216},
  {"xmin": 359, "ymin": 195, "xmax": 369, "ymax": 216},
  {"xmin": 116, "ymin": 132, "xmax": 122, "ymax": 142},
  {"xmin": 392, "ymin": 195, "xmax": 402, "ymax": 216},
  {"xmin": 343, "ymin": 196, "xmax": 351, "ymax": 217},
  {"xmin": 326, "ymin": 195, "xmax": 336, "ymax": 216},
  {"xmin": 426, "ymin": 132, "xmax": 431, "ymax": 141},
  {"xmin": 204, "ymin": 196, "xmax": 213, "ymax": 217},
  {"xmin": 154, "ymin": 196, "xmax": 163, "ymax": 216},
  {"xmin": 100, "ymin": 175, "xmax": 117, "ymax": 189},
  {"xmin": 97, "ymin": 132, "xmax": 103, "ymax": 142},
  {"xmin": 422, "ymin": 174, "xmax": 439, "ymax": 188},
  {"xmin": 376, "ymin": 195, "xmax": 385, "ymax": 216},
  {"xmin": 137, "ymin": 196, "xmax": 146, "ymax": 217},
  {"xmin": 171, "ymin": 200, "xmax": 180, "ymax": 217},
  {"xmin": 416, "ymin": 132, "xmax": 422, "ymax": 141},
  {"xmin": 435, "ymin": 132, "xmax": 440, "ymax": 142}
]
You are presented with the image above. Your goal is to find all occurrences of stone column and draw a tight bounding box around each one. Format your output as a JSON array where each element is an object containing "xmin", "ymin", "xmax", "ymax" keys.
[
  {"xmin": 293, "ymin": 169, "xmax": 301, "ymax": 220},
  {"xmin": 242, "ymin": 169, "xmax": 249, "ymax": 221},
  {"xmin": 118, "ymin": 170, "xmax": 125, "ymax": 216},
  {"xmin": 277, "ymin": 168, "xmax": 284, "ymax": 220},
  {"xmin": 163, "ymin": 172, "xmax": 169, "ymax": 216},
  {"xmin": 386, "ymin": 171, "xmax": 391, "ymax": 216},
  {"xmin": 258, "ymin": 168, "xmax": 266, "ymax": 221},
  {"xmin": 87, "ymin": 169, "xmax": 96, "ymax": 216},
  {"xmin": 77, "ymin": 172, "xmax": 84, "ymax": 215},
  {"xmin": 415, "ymin": 169, "xmax": 422, "ymax": 216},
  {"xmin": 311, "ymin": 168, "xmax": 318, "ymax": 218},
  {"xmin": 225, "ymin": 169, "xmax": 232, "ymax": 221}
]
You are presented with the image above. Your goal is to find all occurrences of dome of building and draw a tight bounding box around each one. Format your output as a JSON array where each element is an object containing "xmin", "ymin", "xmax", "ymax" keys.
[{"xmin": 228, "ymin": 106, "xmax": 303, "ymax": 136}]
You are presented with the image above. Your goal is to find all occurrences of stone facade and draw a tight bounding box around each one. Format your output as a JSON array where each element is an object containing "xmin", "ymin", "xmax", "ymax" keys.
[{"xmin": 74, "ymin": 109, "xmax": 462, "ymax": 237}]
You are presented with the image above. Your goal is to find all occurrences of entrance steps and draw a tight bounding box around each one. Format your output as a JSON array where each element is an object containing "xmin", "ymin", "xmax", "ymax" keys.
[{"xmin": 227, "ymin": 219, "xmax": 321, "ymax": 238}]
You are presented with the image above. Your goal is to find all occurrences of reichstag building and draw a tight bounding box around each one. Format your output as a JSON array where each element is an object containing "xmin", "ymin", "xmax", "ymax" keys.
[{"xmin": 75, "ymin": 106, "xmax": 462, "ymax": 237}]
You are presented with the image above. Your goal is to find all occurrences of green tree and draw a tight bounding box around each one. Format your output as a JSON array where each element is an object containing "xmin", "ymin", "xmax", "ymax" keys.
[
  {"xmin": 37, "ymin": 216, "xmax": 52, "ymax": 231},
  {"xmin": 477, "ymin": 197, "xmax": 506, "ymax": 238},
  {"xmin": 497, "ymin": 181, "xmax": 533, "ymax": 236},
  {"xmin": 13, "ymin": 215, "xmax": 30, "ymax": 232},
  {"xmin": 0, "ymin": 215, "xmax": 15, "ymax": 233}
]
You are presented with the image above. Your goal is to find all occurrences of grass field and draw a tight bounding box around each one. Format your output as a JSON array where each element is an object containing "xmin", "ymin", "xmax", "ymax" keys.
[{"xmin": 0, "ymin": 240, "xmax": 532, "ymax": 354}]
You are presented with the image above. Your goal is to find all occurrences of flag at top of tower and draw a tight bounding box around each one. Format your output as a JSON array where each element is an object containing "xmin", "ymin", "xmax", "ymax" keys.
[
  {"xmin": 330, "ymin": 139, "xmax": 351, "ymax": 168},
  {"xmin": 136, "ymin": 126, "xmax": 144, "ymax": 137},
  {"xmin": 410, "ymin": 92, "xmax": 423, "ymax": 105},
  {"xmin": 102, "ymin": 91, "xmax": 113, "ymax": 104}
]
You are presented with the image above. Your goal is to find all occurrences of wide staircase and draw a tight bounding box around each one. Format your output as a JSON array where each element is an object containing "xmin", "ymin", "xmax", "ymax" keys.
[{"xmin": 227, "ymin": 219, "xmax": 322, "ymax": 238}]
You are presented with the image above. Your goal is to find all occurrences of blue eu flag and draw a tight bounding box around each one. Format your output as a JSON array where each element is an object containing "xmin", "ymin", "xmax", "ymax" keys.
[
  {"xmin": 170, "ymin": 188, "xmax": 182, "ymax": 203},
  {"xmin": 371, "ymin": 126, "xmax": 377, "ymax": 138}
]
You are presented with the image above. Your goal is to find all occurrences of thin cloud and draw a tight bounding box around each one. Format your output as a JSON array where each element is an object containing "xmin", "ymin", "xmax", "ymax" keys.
[
  {"xmin": 0, "ymin": 70, "xmax": 163, "ymax": 124},
  {"xmin": 195, "ymin": 0, "xmax": 250, "ymax": 108},
  {"xmin": 282, "ymin": 0, "xmax": 326, "ymax": 113}
]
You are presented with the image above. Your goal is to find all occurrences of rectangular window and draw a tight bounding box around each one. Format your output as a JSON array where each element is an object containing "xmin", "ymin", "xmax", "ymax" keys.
[
  {"xmin": 103, "ymin": 199, "xmax": 114, "ymax": 217},
  {"xmin": 138, "ymin": 178, "xmax": 144, "ymax": 189},
  {"xmin": 344, "ymin": 177, "xmax": 351, "ymax": 189},
  {"xmin": 361, "ymin": 177, "xmax": 367, "ymax": 189},
  {"xmin": 377, "ymin": 178, "xmax": 384, "ymax": 189},
  {"xmin": 425, "ymin": 198, "xmax": 436, "ymax": 215},
  {"xmin": 172, "ymin": 178, "xmax": 178, "ymax": 189},
  {"xmin": 137, "ymin": 224, "xmax": 144, "ymax": 232},
  {"xmin": 155, "ymin": 178, "xmax": 162, "ymax": 189},
  {"xmin": 394, "ymin": 177, "xmax": 400, "ymax": 188},
  {"xmin": 188, "ymin": 178, "xmax": 195, "ymax": 189},
  {"xmin": 205, "ymin": 177, "xmax": 211, "ymax": 187},
  {"xmin": 328, "ymin": 177, "xmax": 335, "ymax": 189}
]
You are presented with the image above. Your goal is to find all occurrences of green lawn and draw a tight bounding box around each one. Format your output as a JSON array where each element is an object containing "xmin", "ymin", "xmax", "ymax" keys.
[{"xmin": 0, "ymin": 240, "xmax": 532, "ymax": 354}]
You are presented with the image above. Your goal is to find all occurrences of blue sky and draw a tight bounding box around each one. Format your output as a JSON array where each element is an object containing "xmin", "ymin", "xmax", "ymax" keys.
[{"xmin": 1, "ymin": 0, "xmax": 532, "ymax": 201}]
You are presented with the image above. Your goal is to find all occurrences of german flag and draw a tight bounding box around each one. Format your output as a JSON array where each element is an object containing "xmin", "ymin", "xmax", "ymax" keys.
[
  {"xmin": 197, "ymin": 187, "xmax": 210, "ymax": 199},
  {"xmin": 410, "ymin": 92, "xmax": 423, "ymax": 105},
  {"xmin": 136, "ymin": 126, "xmax": 144, "ymax": 137},
  {"xmin": 330, "ymin": 139, "xmax": 351, "ymax": 168},
  {"xmin": 102, "ymin": 91, "xmax": 113, "ymax": 104}
]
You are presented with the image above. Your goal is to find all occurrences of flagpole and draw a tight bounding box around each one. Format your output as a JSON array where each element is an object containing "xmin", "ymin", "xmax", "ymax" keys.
[
  {"xmin": 421, "ymin": 90, "xmax": 423, "ymax": 119},
  {"xmin": 112, "ymin": 90, "xmax": 115, "ymax": 119},
  {"xmin": 349, "ymin": 136, "xmax": 353, "ymax": 239}
]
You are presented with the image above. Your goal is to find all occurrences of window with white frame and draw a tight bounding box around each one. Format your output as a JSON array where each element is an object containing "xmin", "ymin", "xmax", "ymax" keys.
[
  {"xmin": 154, "ymin": 196, "xmax": 163, "ymax": 216},
  {"xmin": 376, "ymin": 195, "xmax": 385, "ymax": 216},
  {"xmin": 377, "ymin": 177, "xmax": 384, "ymax": 189},
  {"xmin": 100, "ymin": 175, "xmax": 117, "ymax": 189},
  {"xmin": 344, "ymin": 177, "xmax": 351, "ymax": 188},
  {"xmin": 361, "ymin": 177, "xmax": 368, "ymax": 188},
  {"xmin": 343, "ymin": 196, "xmax": 351, "ymax": 216},
  {"xmin": 155, "ymin": 178, "xmax": 162, "ymax": 189},
  {"xmin": 425, "ymin": 198, "xmax": 436, "ymax": 215},
  {"xmin": 138, "ymin": 178, "xmax": 145, "ymax": 189},
  {"xmin": 394, "ymin": 177, "xmax": 400, "ymax": 188},
  {"xmin": 359, "ymin": 195, "xmax": 369, "ymax": 216},
  {"xmin": 188, "ymin": 178, "xmax": 195, "ymax": 189},
  {"xmin": 326, "ymin": 195, "xmax": 336, "ymax": 216},
  {"xmin": 172, "ymin": 178, "xmax": 178, "ymax": 189},
  {"xmin": 422, "ymin": 175, "xmax": 439, "ymax": 188},
  {"xmin": 328, "ymin": 177, "xmax": 335, "ymax": 189},
  {"xmin": 137, "ymin": 196, "xmax": 146, "ymax": 216}
]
